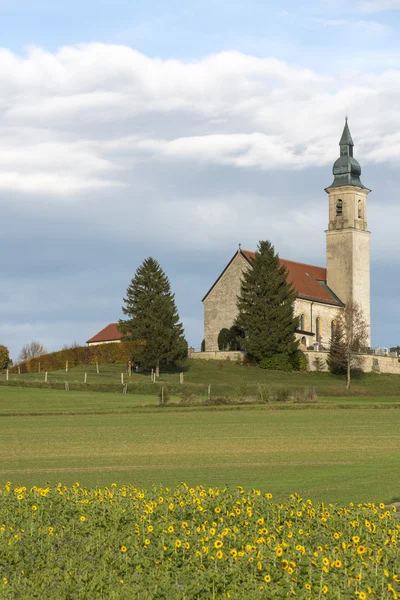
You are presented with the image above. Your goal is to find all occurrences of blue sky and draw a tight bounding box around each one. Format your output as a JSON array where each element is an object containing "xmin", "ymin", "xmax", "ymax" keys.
[{"xmin": 1, "ymin": 0, "xmax": 400, "ymax": 358}]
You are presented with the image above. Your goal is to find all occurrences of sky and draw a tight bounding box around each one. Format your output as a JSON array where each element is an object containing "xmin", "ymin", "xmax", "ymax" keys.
[{"xmin": 2, "ymin": 0, "xmax": 400, "ymax": 360}]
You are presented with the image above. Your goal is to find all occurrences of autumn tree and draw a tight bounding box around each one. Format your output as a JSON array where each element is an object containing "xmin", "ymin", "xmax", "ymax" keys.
[
  {"xmin": 19, "ymin": 341, "xmax": 47, "ymax": 363},
  {"xmin": 0, "ymin": 345, "xmax": 10, "ymax": 370},
  {"xmin": 337, "ymin": 301, "xmax": 369, "ymax": 389}
]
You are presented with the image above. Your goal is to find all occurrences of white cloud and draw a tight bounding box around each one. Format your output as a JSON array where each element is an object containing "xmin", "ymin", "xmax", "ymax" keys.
[
  {"xmin": 358, "ymin": 0, "xmax": 400, "ymax": 12},
  {"xmin": 2, "ymin": 43, "xmax": 400, "ymax": 201},
  {"xmin": 2, "ymin": 43, "xmax": 400, "ymax": 352}
]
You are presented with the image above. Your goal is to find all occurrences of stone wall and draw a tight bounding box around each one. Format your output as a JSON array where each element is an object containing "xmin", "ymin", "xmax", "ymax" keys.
[
  {"xmin": 305, "ymin": 350, "xmax": 400, "ymax": 374},
  {"xmin": 190, "ymin": 350, "xmax": 244, "ymax": 361},
  {"xmin": 190, "ymin": 349, "xmax": 400, "ymax": 374}
]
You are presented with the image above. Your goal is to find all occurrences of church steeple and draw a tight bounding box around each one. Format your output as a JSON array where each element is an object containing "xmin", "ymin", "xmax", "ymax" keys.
[
  {"xmin": 325, "ymin": 119, "xmax": 371, "ymax": 346},
  {"xmin": 327, "ymin": 118, "xmax": 367, "ymax": 189}
]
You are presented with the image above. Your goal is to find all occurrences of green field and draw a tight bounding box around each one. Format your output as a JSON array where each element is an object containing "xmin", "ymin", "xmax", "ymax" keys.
[
  {"xmin": 4, "ymin": 358, "xmax": 400, "ymax": 397},
  {"xmin": 0, "ymin": 386, "xmax": 399, "ymax": 504}
]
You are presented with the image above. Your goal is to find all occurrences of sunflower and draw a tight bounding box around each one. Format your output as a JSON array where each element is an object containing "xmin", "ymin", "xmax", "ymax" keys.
[
  {"xmin": 120, "ymin": 546, "xmax": 127, "ymax": 553},
  {"xmin": 214, "ymin": 540, "xmax": 223, "ymax": 549},
  {"xmin": 264, "ymin": 575, "xmax": 271, "ymax": 583}
]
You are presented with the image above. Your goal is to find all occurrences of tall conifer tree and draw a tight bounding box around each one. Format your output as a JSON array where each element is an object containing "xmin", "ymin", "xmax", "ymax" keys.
[
  {"xmin": 236, "ymin": 241, "xmax": 298, "ymax": 362},
  {"xmin": 327, "ymin": 318, "xmax": 347, "ymax": 375},
  {"xmin": 119, "ymin": 258, "xmax": 187, "ymax": 370}
]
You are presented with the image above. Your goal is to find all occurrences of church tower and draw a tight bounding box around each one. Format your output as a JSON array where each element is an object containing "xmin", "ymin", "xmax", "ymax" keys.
[{"xmin": 325, "ymin": 119, "xmax": 371, "ymax": 345}]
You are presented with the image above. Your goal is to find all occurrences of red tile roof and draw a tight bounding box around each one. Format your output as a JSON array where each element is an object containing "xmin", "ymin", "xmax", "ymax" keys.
[
  {"xmin": 241, "ymin": 251, "xmax": 342, "ymax": 306},
  {"xmin": 87, "ymin": 323, "xmax": 123, "ymax": 344}
]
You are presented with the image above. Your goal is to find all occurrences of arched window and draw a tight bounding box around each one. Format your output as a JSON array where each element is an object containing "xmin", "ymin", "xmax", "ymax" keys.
[
  {"xmin": 331, "ymin": 319, "xmax": 337, "ymax": 339},
  {"xmin": 316, "ymin": 317, "xmax": 321, "ymax": 342},
  {"xmin": 358, "ymin": 199, "xmax": 362, "ymax": 219},
  {"xmin": 299, "ymin": 314, "xmax": 305, "ymax": 330},
  {"xmin": 301, "ymin": 336, "xmax": 307, "ymax": 347},
  {"xmin": 336, "ymin": 199, "xmax": 343, "ymax": 216}
]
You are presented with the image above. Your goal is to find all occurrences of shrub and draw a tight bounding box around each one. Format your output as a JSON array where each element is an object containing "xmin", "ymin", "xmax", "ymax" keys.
[
  {"xmin": 292, "ymin": 387, "xmax": 318, "ymax": 403},
  {"xmin": 0, "ymin": 345, "xmax": 10, "ymax": 371},
  {"xmin": 270, "ymin": 387, "xmax": 290, "ymax": 402},
  {"xmin": 290, "ymin": 350, "xmax": 308, "ymax": 371},
  {"xmin": 201, "ymin": 339, "xmax": 205, "ymax": 352},
  {"xmin": 10, "ymin": 341, "xmax": 142, "ymax": 374},
  {"xmin": 260, "ymin": 354, "xmax": 293, "ymax": 371},
  {"xmin": 257, "ymin": 384, "xmax": 272, "ymax": 403},
  {"xmin": 203, "ymin": 396, "xmax": 231, "ymax": 405},
  {"xmin": 313, "ymin": 356, "xmax": 325, "ymax": 372},
  {"xmin": 179, "ymin": 384, "xmax": 197, "ymax": 404},
  {"xmin": 234, "ymin": 381, "xmax": 248, "ymax": 401}
]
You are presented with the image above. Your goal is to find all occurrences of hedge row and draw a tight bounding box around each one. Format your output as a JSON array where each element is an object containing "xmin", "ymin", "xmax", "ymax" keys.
[{"xmin": 9, "ymin": 341, "xmax": 141, "ymax": 374}]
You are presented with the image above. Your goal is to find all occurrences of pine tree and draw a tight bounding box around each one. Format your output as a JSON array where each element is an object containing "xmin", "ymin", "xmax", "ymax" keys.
[
  {"xmin": 327, "ymin": 318, "xmax": 347, "ymax": 375},
  {"xmin": 236, "ymin": 240, "xmax": 298, "ymax": 363},
  {"xmin": 119, "ymin": 258, "xmax": 187, "ymax": 370}
]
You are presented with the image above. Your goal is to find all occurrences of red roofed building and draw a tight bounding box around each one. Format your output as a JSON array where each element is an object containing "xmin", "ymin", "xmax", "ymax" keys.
[
  {"xmin": 202, "ymin": 119, "xmax": 371, "ymax": 351},
  {"xmin": 87, "ymin": 323, "xmax": 123, "ymax": 346}
]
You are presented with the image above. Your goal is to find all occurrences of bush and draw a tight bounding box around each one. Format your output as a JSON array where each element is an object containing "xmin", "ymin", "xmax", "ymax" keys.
[
  {"xmin": 290, "ymin": 350, "xmax": 308, "ymax": 372},
  {"xmin": 259, "ymin": 354, "xmax": 293, "ymax": 371},
  {"xmin": 313, "ymin": 356, "xmax": 325, "ymax": 372},
  {"xmin": 201, "ymin": 339, "xmax": 205, "ymax": 352},
  {"xmin": 10, "ymin": 341, "xmax": 142, "ymax": 374},
  {"xmin": 234, "ymin": 381, "xmax": 248, "ymax": 401},
  {"xmin": 257, "ymin": 384, "xmax": 272, "ymax": 402},
  {"xmin": 203, "ymin": 396, "xmax": 231, "ymax": 406},
  {"xmin": 179, "ymin": 384, "xmax": 197, "ymax": 404},
  {"xmin": 257, "ymin": 385, "xmax": 289, "ymax": 402},
  {"xmin": 0, "ymin": 345, "xmax": 10, "ymax": 371},
  {"xmin": 292, "ymin": 387, "xmax": 318, "ymax": 403}
]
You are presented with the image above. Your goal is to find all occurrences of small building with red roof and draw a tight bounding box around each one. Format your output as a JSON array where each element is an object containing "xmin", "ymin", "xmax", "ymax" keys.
[{"xmin": 87, "ymin": 323, "xmax": 123, "ymax": 346}]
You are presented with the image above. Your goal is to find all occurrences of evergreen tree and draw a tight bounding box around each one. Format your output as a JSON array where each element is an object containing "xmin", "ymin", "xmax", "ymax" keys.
[
  {"xmin": 236, "ymin": 240, "xmax": 298, "ymax": 363},
  {"xmin": 119, "ymin": 258, "xmax": 187, "ymax": 370},
  {"xmin": 327, "ymin": 318, "xmax": 347, "ymax": 375}
]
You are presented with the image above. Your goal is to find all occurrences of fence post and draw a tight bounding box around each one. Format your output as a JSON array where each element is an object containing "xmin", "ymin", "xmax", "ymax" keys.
[
  {"xmin": 208, "ymin": 384, "xmax": 211, "ymax": 401},
  {"xmin": 6, "ymin": 370, "xmax": 9, "ymax": 381},
  {"xmin": 44, "ymin": 372, "xmax": 48, "ymax": 383},
  {"xmin": 96, "ymin": 362, "xmax": 99, "ymax": 374},
  {"xmin": 38, "ymin": 362, "xmax": 41, "ymax": 373},
  {"xmin": 66, "ymin": 361, "xmax": 68, "ymax": 373},
  {"xmin": 180, "ymin": 372, "xmax": 184, "ymax": 384},
  {"xmin": 121, "ymin": 373, "xmax": 124, "ymax": 385},
  {"xmin": 156, "ymin": 366, "xmax": 159, "ymax": 378},
  {"xmin": 18, "ymin": 366, "xmax": 20, "ymax": 375},
  {"xmin": 161, "ymin": 386, "xmax": 164, "ymax": 405},
  {"xmin": 84, "ymin": 373, "xmax": 87, "ymax": 384}
]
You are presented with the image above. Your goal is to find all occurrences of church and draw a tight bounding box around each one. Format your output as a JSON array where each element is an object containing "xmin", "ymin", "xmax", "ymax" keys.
[{"xmin": 202, "ymin": 120, "xmax": 371, "ymax": 352}]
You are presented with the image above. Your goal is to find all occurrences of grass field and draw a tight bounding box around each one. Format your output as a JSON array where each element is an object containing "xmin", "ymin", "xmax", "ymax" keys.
[
  {"xmin": 4, "ymin": 358, "xmax": 400, "ymax": 397},
  {"xmin": 0, "ymin": 387, "xmax": 399, "ymax": 504}
]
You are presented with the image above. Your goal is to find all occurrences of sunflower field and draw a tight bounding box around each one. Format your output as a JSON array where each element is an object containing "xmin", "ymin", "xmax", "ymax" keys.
[{"xmin": 0, "ymin": 483, "xmax": 399, "ymax": 599}]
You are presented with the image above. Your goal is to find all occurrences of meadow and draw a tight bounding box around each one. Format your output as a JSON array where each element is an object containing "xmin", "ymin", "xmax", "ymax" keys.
[
  {"xmin": 1, "ymin": 362, "xmax": 400, "ymax": 598},
  {"xmin": 3, "ymin": 358, "xmax": 400, "ymax": 398},
  {"xmin": 0, "ymin": 386, "xmax": 400, "ymax": 503}
]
